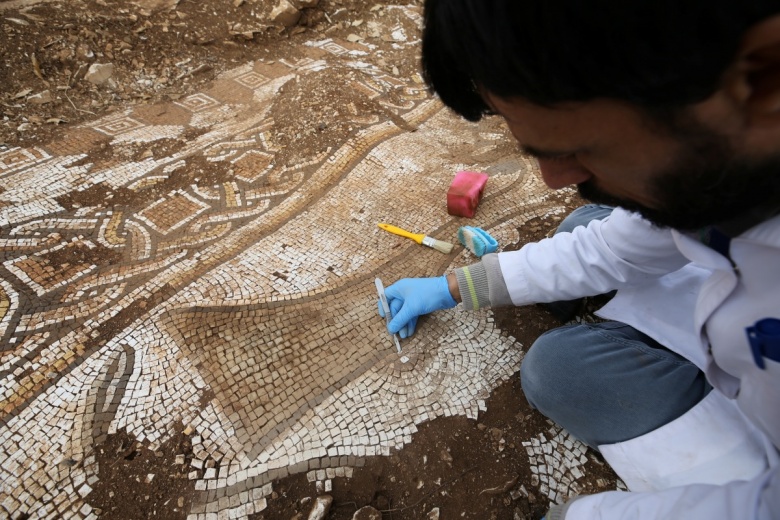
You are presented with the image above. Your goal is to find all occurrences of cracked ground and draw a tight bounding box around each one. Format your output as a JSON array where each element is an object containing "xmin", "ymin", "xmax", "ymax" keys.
[{"xmin": 1, "ymin": 0, "xmax": 620, "ymax": 519}]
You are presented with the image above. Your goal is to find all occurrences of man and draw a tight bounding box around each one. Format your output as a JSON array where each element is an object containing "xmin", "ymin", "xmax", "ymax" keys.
[{"xmin": 379, "ymin": 1, "xmax": 780, "ymax": 518}]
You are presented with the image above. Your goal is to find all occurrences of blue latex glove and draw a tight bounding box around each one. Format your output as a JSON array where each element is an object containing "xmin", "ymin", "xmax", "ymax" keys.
[{"xmin": 377, "ymin": 276, "xmax": 457, "ymax": 338}]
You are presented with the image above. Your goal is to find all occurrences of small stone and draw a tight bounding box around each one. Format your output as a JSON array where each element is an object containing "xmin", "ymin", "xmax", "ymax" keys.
[
  {"xmin": 85, "ymin": 63, "xmax": 114, "ymax": 85},
  {"xmin": 439, "ymin": 449, "xmax": 453, "ymax": 463},
  {"xmin": 352, "ymin": 505, "xmax": 381, "ymax": 520},
  {"xmin": 306, "ymin": 495, "xmax": 332, "ymax": 520},
  {"xmin": 427, "ymin": 507, "xmax": 440, "ymax": 520},
  {"xmin": 270, "ymin": 0, "xmax": 301, "ymax": 27},
  {"xmin": 28, "ymin": 90, "xmax": 53, "ymax": 104},
  {"xmin": 177, "ymin": 497, "xmax": 184, "ymax": 508}
]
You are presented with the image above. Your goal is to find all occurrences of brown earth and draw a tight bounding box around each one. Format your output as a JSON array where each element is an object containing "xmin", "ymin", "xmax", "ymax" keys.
[{"xmin": 1, "ymin": 0, "xmax": 619, "ymax": 518}]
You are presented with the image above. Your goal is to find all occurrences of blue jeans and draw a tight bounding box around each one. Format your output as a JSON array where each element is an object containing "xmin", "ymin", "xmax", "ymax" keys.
[
  {"xmin": 520, "ymin": 205, "xmax": 712, "ymax": 449},
  {"xmin": 540, "ymin": 204, "xmax": 614, "ymax": 322}
]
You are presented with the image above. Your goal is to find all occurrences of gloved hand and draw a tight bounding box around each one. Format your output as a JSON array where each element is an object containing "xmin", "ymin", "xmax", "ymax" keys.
[{"xmin": 377, "ymin": 276, "xmax": 457, "ymax": 338}]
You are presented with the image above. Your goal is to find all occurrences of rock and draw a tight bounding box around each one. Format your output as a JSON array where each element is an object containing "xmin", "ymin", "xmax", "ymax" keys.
[
  {"xmin": 352, "ymin": 506, "xmax": 381, "ymax": 520},
  {"xmin": 85, "ymin": 63, "xmax": 114, "ymax": 85},
  {"xmin": 28, "ymin": 90, "xmax": 52, "ymax": 104},
  {"xmin": 270, "ymin": 0, "xmax": 301, "ymax": 27},
  {"xmin": 427, "ymin": 507, "xmax": 440, "ymax": 520},
  {"xmin": 76, "ymin": 44, "xmax": 94, "ymax": 61},
  {"xmin": 366, "ymin": 21, "xmax": 381, "ymax": 39},
  {"xmin": 133, "ymin": 0, "xmax": 180, "ymax": 11},
  {"xmin": 291, "ymin": 0, "xmax": 319, "ymax": 8},
  {"xmin": 439, "ymin": 449, "xmax": 453, "ymax": 462},
  {"xmin": 306, "ymin": 495, "xmax": 332, "ymax": 520}
]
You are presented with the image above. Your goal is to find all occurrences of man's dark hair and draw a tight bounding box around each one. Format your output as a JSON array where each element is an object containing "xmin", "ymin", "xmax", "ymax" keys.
[{"xmin": 422, "ymin": 0, "xmax": 779, "ymax": 121}]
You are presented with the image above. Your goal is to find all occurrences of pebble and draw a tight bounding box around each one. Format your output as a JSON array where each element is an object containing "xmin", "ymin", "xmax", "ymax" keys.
[
  {"xmin": 28, "ymin": 90, "xmax": 53, "ymax": 105},
  {"xmin": 439, "ymin": 449, "xmax": 453, "ymax": 462},
  {"xmin": 85, "ymin": 63, "xmax": 114, "ymax": 85},
  {"xmin": 306, "ymin": 495, "xmax": 332, "ymax": 520},
  {"xmin": 352, "ymin": 505, "xmax": 381, "ymax": 520},
  {"xmin": 270, "ymin": 0, "xmax": 301, "ymax": 27}
]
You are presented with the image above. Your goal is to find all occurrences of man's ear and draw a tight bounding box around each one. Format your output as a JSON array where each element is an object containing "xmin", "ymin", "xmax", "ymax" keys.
[{"xmin": 726, "ymin": 14, "xmax": 780, "ymax": 125}]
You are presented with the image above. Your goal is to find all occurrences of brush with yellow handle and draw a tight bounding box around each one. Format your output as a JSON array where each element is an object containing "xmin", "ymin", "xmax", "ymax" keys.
[{"xmin": 377, "ymin": 223, "xmax": 454, "ymax": 254}]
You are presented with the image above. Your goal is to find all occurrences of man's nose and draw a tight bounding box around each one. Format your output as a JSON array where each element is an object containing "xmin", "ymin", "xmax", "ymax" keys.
[{"xmin": 537, "ymin": 158, "xmax": 592, "ymax": 189}]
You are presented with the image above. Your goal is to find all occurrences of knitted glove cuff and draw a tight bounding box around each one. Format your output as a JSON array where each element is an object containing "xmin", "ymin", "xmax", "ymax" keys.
[{"xmin": 455, "ymin": 263, "xmax": 491, "ymax": 310}]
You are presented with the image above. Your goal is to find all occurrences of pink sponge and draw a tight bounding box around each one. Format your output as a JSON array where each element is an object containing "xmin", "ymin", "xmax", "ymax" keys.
[{"xmin": 447, "ymin": 171, "xmax": 488, "ymax": 218}]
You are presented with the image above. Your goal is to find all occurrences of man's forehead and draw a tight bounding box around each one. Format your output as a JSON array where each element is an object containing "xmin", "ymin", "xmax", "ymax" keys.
[{"xmin": 481, "ymin": 92, "xmax": 596, "ymax": 153}]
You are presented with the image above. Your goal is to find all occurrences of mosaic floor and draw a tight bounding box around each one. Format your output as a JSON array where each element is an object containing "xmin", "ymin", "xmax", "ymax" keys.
[{"xmin": 0, "ymin": 6, "xmax": 603, "ymax": 519}]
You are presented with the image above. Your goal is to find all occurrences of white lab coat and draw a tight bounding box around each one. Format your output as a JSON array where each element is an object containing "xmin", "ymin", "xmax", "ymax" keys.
[{"xmin": 496, "ymin": 207, "xmax": 780, "ymax": 519}]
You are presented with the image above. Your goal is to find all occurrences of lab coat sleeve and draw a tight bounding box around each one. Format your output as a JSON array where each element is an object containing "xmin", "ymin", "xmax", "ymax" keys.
[
  {"xmin": 498, "ymin": 207, "xmax": 690, "ymax": 306},
  {"xmin": 564, "ymin": 466, "xmax": 779, "ymax": 520}
]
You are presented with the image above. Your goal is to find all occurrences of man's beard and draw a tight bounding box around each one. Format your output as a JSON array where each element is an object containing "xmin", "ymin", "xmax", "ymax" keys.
[{"xmin": 577, "ymin": 125, "xmax": 780, "ymax": 231}]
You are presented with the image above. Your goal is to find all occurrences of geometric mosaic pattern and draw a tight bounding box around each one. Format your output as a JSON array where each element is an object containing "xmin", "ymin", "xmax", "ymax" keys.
[{"xmin": 0, "ymin": 6, "xmax": 586, "ymax": 519}]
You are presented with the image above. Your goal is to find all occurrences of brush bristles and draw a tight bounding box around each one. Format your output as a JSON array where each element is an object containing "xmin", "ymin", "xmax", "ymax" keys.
[
  {"xmin": 458, "ymin": 227, "xmax": 477, "ymax": 255},
  {"xmin": 422, "ymin": 236, "xmax": 454, "ymax": 254}
]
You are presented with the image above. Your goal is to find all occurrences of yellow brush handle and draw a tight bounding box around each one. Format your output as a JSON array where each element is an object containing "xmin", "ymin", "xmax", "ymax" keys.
[{"xmin": 377, "ymin": 223, "xmax": 424, "ymax": 244}]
